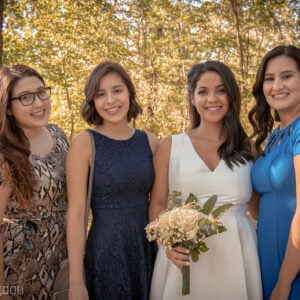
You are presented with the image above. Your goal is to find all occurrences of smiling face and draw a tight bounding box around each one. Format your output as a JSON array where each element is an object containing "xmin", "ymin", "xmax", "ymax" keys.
[
  {"xmin": 10, "ymin": 76, "xmax": 51, "ymax": 131},
  {"xmin": 93, "ymin": 72, "xmax": 130, "ymax": 125},
  {"xmin": 263, "ymin": 55, "xmax": 300, "ymax": 117},
  {"xmin": 191, "ymin": 71, "xmax": 229, "ymax": 125}
]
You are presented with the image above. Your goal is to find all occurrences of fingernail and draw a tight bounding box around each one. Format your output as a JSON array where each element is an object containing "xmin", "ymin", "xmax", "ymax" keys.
[{"xmin": 185, "ymin": 249, "xmax": 190, "ymax": 254}]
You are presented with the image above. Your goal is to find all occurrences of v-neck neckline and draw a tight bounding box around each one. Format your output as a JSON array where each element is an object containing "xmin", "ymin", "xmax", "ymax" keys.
[{"xmin": 184, "ymin": 132, "xmax": 222, "ymax": 172}]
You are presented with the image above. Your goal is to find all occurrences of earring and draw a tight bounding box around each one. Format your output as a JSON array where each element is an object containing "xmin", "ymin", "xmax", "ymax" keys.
[{"xmin": 7, "ymin": 110, "xmax": 12, "ymax": 116}]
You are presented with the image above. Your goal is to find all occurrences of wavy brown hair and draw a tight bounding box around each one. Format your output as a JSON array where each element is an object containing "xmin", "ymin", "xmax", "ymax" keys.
[
  {"xmin": 187, "ymin": 61, "xmax": 253, "ymax": 169},
  {"xmin": 0, "ymin": 65, "xmax": 45, "ymax": 207},
  {"xmin": 81, "ymin": 61, "xmax": 142, "ymax": 125},
  {"xmin": 248, "ymin": 45, "xmax": 300, "ymax": 153}
]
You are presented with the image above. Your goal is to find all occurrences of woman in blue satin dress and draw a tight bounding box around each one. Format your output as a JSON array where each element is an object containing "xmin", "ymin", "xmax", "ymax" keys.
[{"xmin": 249, "ymin": 45, "xmax": 300, "ymax": 300}]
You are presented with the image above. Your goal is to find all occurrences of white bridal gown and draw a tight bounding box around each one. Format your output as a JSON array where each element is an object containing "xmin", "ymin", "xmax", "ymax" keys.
[{"xmin": 150, "ymin": 133, "xmax": 262, "ymax": 300}]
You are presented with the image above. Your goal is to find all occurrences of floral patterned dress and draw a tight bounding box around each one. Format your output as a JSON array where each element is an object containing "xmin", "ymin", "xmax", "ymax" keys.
[{"xmin": 0, "ymin": 124, "xmax": 68, "ymax": 299}]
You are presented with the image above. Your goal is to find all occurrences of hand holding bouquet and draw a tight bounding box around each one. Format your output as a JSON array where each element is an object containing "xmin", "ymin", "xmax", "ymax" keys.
[{"xmin": 145, "ymin": 191, "xmax": 232, "ymax": 295}]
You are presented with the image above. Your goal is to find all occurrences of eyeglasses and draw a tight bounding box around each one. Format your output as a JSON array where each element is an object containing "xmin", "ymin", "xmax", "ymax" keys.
[
  {"xmin": 10, "ymin": 87, "xmax": 51, "ymax": 106},
  {"xmin": 20, "ymin": 220, "xmax": 38, "ymax": 255}
]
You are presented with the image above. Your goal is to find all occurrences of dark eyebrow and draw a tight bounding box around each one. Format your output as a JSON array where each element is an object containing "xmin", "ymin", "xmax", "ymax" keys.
[
  {"xmin": 112, "ymin": 84, "xmax": 124, "ymax": 89},
  {"xmin": 265, "ymin": 70, "xmax": 297, "ymax": 76},
  {"xmin": 97, "ymin": 84, "xmax": 124, "ymax": 92},
  {"xmin": 197, "ymin": 84, "xmax": 225, "ymax": 89}
]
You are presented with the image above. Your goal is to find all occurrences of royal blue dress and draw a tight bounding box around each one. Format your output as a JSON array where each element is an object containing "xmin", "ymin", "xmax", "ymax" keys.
[
  {"xmin": 84, "ymin": 129, "xmax": 156, "ymax": 300},
  {"xmin": 251, "ymin": 116, "xmax": 300, "ymax": 300}
]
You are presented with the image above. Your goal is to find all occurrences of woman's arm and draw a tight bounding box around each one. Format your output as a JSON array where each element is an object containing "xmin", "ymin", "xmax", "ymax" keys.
[
  {"xmin": 248, "ymin": 190, "xmax": 260, "ymax": 221},
  {"xmin": 145, "ymin": 131, "xmax": 159, "ymax": 154},
  {"xmin": 248, "ymin": 139, "xmax": 261, "ymax": 221},
  {"xmin": 270, "ymin": 154, "xmax": 300, "ymax": 300},
  {"xmin": 148, "ymin": 136, "xmax": 190, "ymax": 270},
  {"xmin": 0, "ymin": 183, "xmax": 13, "ymax": 299},
  {"xmin": 66, "ymin": 132, "xmax": 91, "ymax": 300},
  {"xmin": 148, "ymin": 136, "xmax": 171, "ymax": 221}
]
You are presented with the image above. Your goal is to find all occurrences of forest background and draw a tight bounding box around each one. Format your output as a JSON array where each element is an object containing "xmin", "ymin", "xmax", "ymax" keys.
[{"xmin": 0, "ymin": 0, "xmax": 299, "ymax": 140}]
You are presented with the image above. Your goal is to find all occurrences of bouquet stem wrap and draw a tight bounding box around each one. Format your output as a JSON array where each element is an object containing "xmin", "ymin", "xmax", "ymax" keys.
[{"xmin": 182, "ymin": 265, "xmax": 190, "ymax": 295}]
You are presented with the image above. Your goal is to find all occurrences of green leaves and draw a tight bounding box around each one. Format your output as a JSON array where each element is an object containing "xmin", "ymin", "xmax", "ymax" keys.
[
  {"xmin": 169, "ymin": 192, "xmax": 233, "ymax": 219},
  {"xmin": 190, "ymin": 248, "xmax": 200, "ymax": 262},
  {"xmin": 216, "ymin": 225, "xmax": 227, "ymax": 234},
  {"xmin": 212, "ymin": 203, "xmax": 233, "ymax": 218},
  {"xmin": 202, "ymin": 195, "xmax": 217, "ymax": 215},
  {"xmin": 188, "ymin": 241, "xmax": 209, "ymax": 263},
  {"xmin": 185, "ymin": 193, "xmax": 198, "ymax": 205},
  {"xmin": 168, "ymin": 190, "xmax": 182, "ymax": 209},
  {"xmin": 147, "ymin": 189, "xmax": 232, "ymax": 292},
  {"xmin": 4, "ymin": 0, "xmax": 298, "ymax": 139}
]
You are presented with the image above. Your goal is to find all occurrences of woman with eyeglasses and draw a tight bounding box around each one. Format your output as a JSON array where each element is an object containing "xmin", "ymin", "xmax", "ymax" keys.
[{"xmin": 0, "ymin": 65, "xmax": 69, "ymax": 299}]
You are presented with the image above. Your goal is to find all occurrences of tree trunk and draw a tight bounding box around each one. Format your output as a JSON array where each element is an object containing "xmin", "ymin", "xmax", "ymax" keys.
[{"xmin": 230, "ymin": 0, "xmax": 245, "ymax": 96}]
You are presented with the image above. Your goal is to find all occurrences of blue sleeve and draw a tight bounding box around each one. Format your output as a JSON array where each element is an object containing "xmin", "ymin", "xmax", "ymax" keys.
[{"xmin": 291, "ymin": 119, "xmax": 300, "ymax": 156}]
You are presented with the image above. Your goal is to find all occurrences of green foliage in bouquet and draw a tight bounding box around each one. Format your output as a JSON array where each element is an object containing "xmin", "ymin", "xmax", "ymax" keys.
[
  {"xmin": 146, "ymin": 191, "xmax": 233, "ymax": 295},
  {"xmin": 167, "ymin": 191, "xmax": 233, "ymax": 263}
]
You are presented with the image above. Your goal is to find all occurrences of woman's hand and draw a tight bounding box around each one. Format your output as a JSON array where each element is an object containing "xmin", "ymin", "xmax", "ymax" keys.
[
  {"xmin": 165, "ymin": 246, "xmax": 190, "ymax": 271},
  {"xmin": 69, "ymin": 282, "xmax": 89, "ymax": 300},
  {"xmin": 270, "ymin": 282, "xmax": 291, "ymax": 300}
]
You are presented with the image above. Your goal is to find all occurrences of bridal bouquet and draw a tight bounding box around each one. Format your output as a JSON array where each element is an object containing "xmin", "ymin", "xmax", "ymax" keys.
[{"xmin": 145, "ymin": 191, "xmax": 232, "ymax": 296}]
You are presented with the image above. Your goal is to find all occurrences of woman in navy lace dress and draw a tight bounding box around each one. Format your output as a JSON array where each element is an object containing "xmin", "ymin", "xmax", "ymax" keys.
[{"xmin": 67, "ymin": 61, "xmax": 158, "ymax": 300}]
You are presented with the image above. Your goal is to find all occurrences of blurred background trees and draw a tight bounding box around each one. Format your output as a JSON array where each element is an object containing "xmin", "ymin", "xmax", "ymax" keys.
[{"xmin": 2, "ymin": 0, "xmax": 299, "ymax": 139}]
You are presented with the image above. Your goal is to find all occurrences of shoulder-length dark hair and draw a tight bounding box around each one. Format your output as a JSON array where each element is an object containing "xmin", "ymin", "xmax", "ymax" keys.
[
  {"xmin": 248, "ymin": 45, "xmax": 300, "ymax": 152},
  {"xmin": 0, "ymin": 64, "xmax": 45, "ymax": 207},
  {"xmin": 187, "ymin": 61, "xmax": 253, "ymax": 169},
  {"xmin": 81, "ymin": 61, "xmax": 142, "ymax": 125}
]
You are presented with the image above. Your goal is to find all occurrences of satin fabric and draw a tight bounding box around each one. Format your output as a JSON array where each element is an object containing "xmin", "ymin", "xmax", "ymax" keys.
[{"xmin": 252, "ymin": 117, "xmax": 300, "ymax": 300}]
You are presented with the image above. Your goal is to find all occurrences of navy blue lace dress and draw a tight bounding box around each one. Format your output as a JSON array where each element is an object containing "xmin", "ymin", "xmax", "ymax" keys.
[{"xmin": 84, "ymin": 129, "xmax": 156, "ymax": 300}]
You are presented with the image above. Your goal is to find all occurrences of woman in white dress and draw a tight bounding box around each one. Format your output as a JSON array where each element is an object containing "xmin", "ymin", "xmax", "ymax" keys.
[{"xmin": 149, "ymin": 61, "xmax": 262, "ymax": 300}]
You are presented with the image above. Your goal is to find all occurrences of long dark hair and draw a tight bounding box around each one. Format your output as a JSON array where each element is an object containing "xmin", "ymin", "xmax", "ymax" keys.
[
  {"xmin": 248, "ymin": 45, "xmax": 300, "ymax": 152},
  {"xmin": 0, "ymin": 64, "xmax": 45, "ymax": 207},
  {"xmin": 81, "ymin": 61, "xmax": 142, "ymax": 125},
  {"xmin": 187, "ymin": 61, "xmax": 253, "ymax": 169}
]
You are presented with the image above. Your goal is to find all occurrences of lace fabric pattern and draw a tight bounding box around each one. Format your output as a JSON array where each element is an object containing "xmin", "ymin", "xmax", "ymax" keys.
[{"xmin": 84, "ymin": 129, "xmax": 156, "ymax": 300}]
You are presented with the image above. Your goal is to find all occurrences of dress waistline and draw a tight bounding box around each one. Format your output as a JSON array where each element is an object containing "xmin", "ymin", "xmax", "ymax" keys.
[{"xmin": 220, "ymin": 204, "xmax": 248, "ymax": 218}]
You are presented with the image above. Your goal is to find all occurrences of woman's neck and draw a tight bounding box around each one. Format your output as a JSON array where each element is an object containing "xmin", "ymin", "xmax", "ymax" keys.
[
  {"xmin": 278, "ymin": 110, "xmax": 300, "ymax": 130},
  {"xmin": 193, "ymin": 121, "xmax": 224, "ymax": 142},
  {"xmin": 22, "ymin": 126, "xmax": 47, "ymax": 142}
]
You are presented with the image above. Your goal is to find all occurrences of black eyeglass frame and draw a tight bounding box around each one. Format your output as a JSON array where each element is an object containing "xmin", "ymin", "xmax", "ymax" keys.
[{"xmin": 10, "ymin": 86, "xmax": 51, "ymax": 106}]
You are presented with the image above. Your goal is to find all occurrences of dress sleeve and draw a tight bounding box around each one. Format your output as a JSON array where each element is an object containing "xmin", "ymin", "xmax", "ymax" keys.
[{"xmin": 291, "ymin": 119, "xmax": 300, "ymax": 156}]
